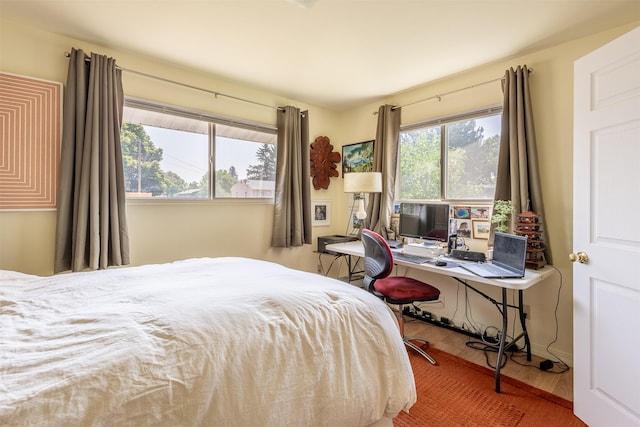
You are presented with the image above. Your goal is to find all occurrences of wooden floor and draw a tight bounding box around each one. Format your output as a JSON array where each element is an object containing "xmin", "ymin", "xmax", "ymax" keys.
[{"xmin": 404, "ymin": 317, "xmax": 574, "ymax": 401}]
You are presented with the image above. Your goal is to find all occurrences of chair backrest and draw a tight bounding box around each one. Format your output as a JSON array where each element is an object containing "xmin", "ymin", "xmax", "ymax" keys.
[{"xmin": 360, "ymin": 229, "xmax": 394, "ymax": 293}]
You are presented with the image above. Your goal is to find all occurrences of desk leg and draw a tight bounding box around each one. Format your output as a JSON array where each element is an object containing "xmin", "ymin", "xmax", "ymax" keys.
[
  {"xmin": 518, "ymin": 289, "xmax": 532, "ymax": 361},
  {"xmin": 495, "ymin": 287, "xmax": 508, "ymax": 393},
  {"xmin": 343, "ymin": 255, "xmax": 364, "ymax": 283},
  {"xmin": 446, "ymin": 277, "xmax": 530, "ymax": 393}
]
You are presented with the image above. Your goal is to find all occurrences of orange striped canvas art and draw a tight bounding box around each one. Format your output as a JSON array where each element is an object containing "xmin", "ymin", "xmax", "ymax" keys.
[{"xmin": 0, "ymin": 72, "xmax": 62, "ymax": 209}]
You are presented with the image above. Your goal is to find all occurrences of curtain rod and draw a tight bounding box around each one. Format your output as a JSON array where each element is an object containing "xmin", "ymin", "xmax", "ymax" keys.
[
  {"xmin": 64, "ymin": 51, "xmax": 283, "ymax": 112},
  {"xmin": 375, "ymin": 68, "xmax": 533, "ymax": 114}
]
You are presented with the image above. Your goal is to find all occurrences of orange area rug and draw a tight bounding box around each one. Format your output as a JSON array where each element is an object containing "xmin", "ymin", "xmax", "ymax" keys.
[{"xmin": 394, "ymin": 347, "xmax": 586, "ymax": 427}]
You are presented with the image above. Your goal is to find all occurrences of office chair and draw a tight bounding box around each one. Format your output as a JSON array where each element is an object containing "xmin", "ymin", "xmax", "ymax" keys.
[{"xmin": 361, "ymin": 228, "xmax": 440, "ymax": 365}]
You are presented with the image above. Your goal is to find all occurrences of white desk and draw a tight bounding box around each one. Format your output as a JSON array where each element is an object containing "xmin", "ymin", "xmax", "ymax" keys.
[{"xmin": 325, "ymin": 240, "xmax": 555, "ymax": 393}]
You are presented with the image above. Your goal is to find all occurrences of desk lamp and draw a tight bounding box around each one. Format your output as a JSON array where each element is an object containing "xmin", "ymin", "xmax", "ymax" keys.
[{"xmin": 344, "ymin": 172, "xmax": 382, "ymax": 222}]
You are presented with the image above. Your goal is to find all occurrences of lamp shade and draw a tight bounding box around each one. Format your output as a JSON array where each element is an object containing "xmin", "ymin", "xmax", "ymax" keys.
[
  {"xmin": 344, "ymin": 172, "xmax": 382, "ymax": 220},
  {"xmin": 343, "ymin": 172, "xmax": 382, "ymax": 193}
]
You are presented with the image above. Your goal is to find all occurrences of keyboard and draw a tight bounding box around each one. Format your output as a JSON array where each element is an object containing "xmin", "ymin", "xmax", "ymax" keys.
[
  {"xmin": 480, "ymin": 263, "xmax": 510, "ymax": 274},
  {"xmin": 393, "ymin": 253, "xmax": 431, "ymax": 264}
]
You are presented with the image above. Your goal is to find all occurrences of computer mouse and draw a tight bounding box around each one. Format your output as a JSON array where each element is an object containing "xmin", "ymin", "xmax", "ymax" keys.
[{"xmin": 435, "ymin": 260, "xmax": 447, "ymax": 267}]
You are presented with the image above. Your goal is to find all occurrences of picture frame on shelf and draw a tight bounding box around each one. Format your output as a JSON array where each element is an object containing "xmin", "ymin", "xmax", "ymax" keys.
[
  {"xmin": 454, "ymin": 219, "xmax": 472, "ymax": 238},
  {"xmin": 342, "ymin": 140, "xmax": 374, "ymax": 175},
  {"xmin": 312, "ymin": 200, "xmax": 331, "ymax": 226},
  {"xmin": 470, "ymin": 206, "xmax": 490, "ymax": 219},
  {"xmin": 472, "ymin": 219, "xmax": 490, "ymax": 240},
  {"xmin": 454, "ymin": 206, "xmax": 471, "ymax": 219}
]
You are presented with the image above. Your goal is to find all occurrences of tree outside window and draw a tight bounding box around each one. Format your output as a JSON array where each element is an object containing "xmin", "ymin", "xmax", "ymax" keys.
[
  {"xmin": 121, "ymin": 102, "xmax": 276, "ymax": 199},
  {"xmin": 398, "ymin": 111, "xmax": 501, "ymax": 202}
]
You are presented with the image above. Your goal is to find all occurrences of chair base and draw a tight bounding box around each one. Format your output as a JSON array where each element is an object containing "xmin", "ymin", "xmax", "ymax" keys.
[{"xmin": 404, "ymin": 336, "xmax": 437, "ymax": 365}]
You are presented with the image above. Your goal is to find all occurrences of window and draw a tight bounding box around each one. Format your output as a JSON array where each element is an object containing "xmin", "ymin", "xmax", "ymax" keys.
[
  {"xmin": 398, "ymin": 108, "xmax": 502, "ymax": 201},
  {"xmin": 121, "ymin": 98, "xmax": 277, "ymax": 199}
]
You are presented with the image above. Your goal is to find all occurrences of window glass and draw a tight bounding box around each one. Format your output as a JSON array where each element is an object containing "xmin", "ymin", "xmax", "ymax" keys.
[
  {"xmin": 445, "ymin": 115, "xmax": 501, "ymax": 199},
  {"xmin": 215, "ymin": 136, "xmax": 276, "ymax": 198},
  {"xmin": 398, "ymin": 126, "xmax": 441, "ymax": 200},
  {"xmin": 121, "ymin": 100, "xmax": 276, "ymax": 199},
  {"xmin": 398, "ymin": 109, "xmax": 501, "ymax": 201}
]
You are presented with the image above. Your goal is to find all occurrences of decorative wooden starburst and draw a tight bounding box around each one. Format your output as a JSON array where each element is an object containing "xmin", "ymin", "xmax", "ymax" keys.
[{"xmin": 310, "ymin": 135, "xmax": 341, "ymax": 190}]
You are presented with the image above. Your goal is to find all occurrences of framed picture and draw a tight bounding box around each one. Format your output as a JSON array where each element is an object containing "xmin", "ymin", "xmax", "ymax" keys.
[
  {"xmin": 454, "ymin": 206, "xmax": 471, "ymax": 219},
  {"xmin": 470, "ymin": 206, "xmax": 490, "ymax": 219},
  {"xmin": 472, "ymin": 219, "xmax": 491, "ymax": 239},
  {"xmin": 312, "ymin": 200, "xmax": 331, "ymax": 226},
  {"xmin": 342, "ymin": 140, "xmax": 374, "ymax": 174},
  {"xmin": 453, "ymin": 219, "xmax": 472, "ymax": 238},
  {"xmin": 0, "ymin": 73, "xmax": 62, "ymax": 210}
]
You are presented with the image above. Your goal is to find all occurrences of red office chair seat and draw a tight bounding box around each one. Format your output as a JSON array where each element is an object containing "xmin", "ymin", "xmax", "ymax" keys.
[
  {"xmin": 373, "ymin": 276, "xmax": 440, "ymax": 305},
  {"xmin": 361, "ymin": 228, "xmax": 440, "ymax": 365}
]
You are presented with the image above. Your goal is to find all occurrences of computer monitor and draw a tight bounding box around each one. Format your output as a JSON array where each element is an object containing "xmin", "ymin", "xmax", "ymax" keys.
[{"xmin": 398, "ymin": 203, "xmax": 450, "ymax": 242}]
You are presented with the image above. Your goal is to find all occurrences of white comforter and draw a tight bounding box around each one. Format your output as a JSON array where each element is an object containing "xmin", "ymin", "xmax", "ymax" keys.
[{"xmin": 0, "ymin": 257, "xmax": 415, "ymax": 427}]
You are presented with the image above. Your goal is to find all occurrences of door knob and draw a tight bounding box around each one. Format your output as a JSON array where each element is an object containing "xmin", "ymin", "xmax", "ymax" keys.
[{"xmin": 569, "ymin": 251, "xmax": 589, "ymax": 264}]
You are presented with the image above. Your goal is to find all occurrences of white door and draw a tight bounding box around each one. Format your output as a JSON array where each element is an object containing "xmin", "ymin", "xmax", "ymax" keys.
[{"xmin": 573, "ymin": 26, "xmax": 640, "ymax": 426}]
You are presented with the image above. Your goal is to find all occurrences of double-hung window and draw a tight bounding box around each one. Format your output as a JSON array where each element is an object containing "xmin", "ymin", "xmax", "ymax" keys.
[
  {"xmin": 398, "ymin": 107, "xmax": 502, "ymax": 202},
  {"xmin": 121, "ymin": 98, "xmax": 277, "ymax": 199}
]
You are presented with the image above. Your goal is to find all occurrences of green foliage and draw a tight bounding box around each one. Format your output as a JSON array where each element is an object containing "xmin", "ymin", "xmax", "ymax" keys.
[
  {"xmin": 164, "ymin": 171, "xmax": 187, "ymax": 197},
  {"xmin": 491, "ymin": 200, "xmax": 514, "ymax": 232},
  {"xmin": 246, "ymin": 144, "xmax": 276, "ymax": 180},
  {"xmin": 228, "ymin": 166, "xmax": 239, "ymax": 181},
  {"xmin": 121, "ymin": 124, "xmax": 275, "ymax": 198},
  {"xmin": 215, "ymin": 169, "xmax": 236, "ymax": 196},
  {"xmin": 448, "ymin": 120, "xmax": 485, "ymax": 149},
  {"xmin": 399, "ymin": 127, "xmax": 442, "ymax": 199},
  {"xmin": 448, "ymin": 133, "xmax": 500, "ymax": 199},
  {"xmin": 121, "ymin": 123, "xmax": 166, "ymax": 195},
  {"xmin": 399, "ymin": 119, "xmax": 500, "ymax": 200}
]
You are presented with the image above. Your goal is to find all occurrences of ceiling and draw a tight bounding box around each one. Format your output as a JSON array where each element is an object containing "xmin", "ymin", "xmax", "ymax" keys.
[{"xmin": 2, "ymin": 0, "xmax": 639, "ymax": 111}]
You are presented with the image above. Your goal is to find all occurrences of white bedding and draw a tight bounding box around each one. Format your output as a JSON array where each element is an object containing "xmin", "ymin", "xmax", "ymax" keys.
[{"xmin": 0, "ymin": 257, "xmax": 415, "ymax": 426}]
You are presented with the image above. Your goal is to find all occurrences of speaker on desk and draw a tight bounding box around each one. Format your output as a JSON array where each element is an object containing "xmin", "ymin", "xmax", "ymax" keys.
[
  {"xmin": 318, "ymin": 235, "xmax": 358, "ymax": 255},
  {"xmin": 449, "ymin": 249, "xmax": 486, "ymax": 263}
]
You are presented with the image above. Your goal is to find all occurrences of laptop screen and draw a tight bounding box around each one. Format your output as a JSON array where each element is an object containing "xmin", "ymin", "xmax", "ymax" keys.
[{"xmin": 493, "ymin": 232, "xmax": 527, "ymax": 274}]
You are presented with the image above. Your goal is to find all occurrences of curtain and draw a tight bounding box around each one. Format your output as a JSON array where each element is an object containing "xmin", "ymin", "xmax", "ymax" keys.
[
  {"xmin": 54, "ymin": 48, "xmax": 130, "ymax": 273},
  {"xmin": 271, "ymin": 106, "xmax": 311, "ymax": 247},
  {"xmin": 367, "ymin": 104, "xmax": 401, "ymax": 234},
  {"xmin": 494, "ymin": 65, "xmax": 552, "ymax": 264}
]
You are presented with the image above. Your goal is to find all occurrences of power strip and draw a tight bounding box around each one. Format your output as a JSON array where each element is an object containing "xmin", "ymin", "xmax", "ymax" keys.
[
  {"xmin": 403, "ymin": 307, "xmax": 480, "ymax": 339},
  {"xmin": 403, "ymin": 306, "xmax": 501, "ymax": 345}
]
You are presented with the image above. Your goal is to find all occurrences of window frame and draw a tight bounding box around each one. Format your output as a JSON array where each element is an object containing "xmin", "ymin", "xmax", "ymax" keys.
[
  {"xmin": 397, "ymin": 105, "xmax": 503, "ymax": 204},
  {"xmin": 122, "ymin": 97, "xmax": 278, "ymax": 202}
]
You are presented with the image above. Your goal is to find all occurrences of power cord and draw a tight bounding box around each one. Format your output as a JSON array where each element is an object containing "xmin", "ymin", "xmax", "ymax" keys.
[
  {"xmin": 408, "ymin": 266, "xmax": 571, "ymax": 374},
  {"xmin": 467, "ymin": 266, "xmax": 570, "ymax": 374},
  {"xmin": 464, "ymin": 338, "xmax": 510, "ymax": 369},
  {"xmin": 498, "ymin": 265, "xmax": 570, "ymax": 374},
  {"xmin": 544, "ymin": 266, "xmax": 570, "ymax": 369}
]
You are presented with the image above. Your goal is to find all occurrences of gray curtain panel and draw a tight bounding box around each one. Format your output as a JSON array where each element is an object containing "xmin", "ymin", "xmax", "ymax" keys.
[
  {"xmin": 367, "ymin": 104, "xmax": 401, "ymax": 234},
  {"xmin": 494, "ymin": 65, "xmax": 552, "ymax": 264},
  {"xmin": 271, "ymin": 106, "xmax": 311, "ymax": 247},
  {"xmin": 54, "ymin": 48, "xmax": 130, "ymax": 273}
]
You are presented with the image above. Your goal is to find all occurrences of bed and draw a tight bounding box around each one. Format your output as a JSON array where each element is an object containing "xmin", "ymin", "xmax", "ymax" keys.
[{"xmin": 0, "ymin": 257, "xmax": 416, "ymax": 426}]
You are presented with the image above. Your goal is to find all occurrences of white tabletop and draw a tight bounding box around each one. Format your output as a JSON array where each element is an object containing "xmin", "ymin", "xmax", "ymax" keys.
[{"xmin": 325, "ymin": 240, "xmax": 554, "ymax": 291}]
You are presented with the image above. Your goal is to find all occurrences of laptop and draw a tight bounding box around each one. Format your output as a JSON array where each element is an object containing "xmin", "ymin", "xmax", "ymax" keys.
[{"xmin": 460, "ymin": 232, "xmax": 528, "ymax": 278}]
